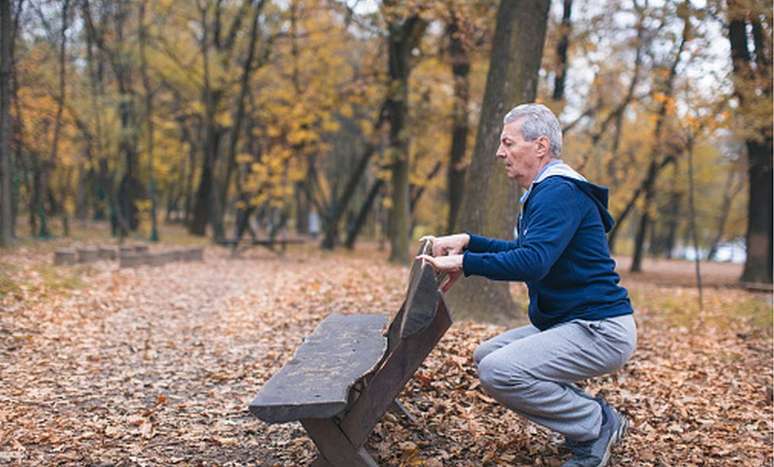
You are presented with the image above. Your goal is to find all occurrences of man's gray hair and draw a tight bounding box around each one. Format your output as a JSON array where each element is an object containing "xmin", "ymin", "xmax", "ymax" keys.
[{"xmin": 503, "ymin": 103, "xmax": 562, "ymax": 158}]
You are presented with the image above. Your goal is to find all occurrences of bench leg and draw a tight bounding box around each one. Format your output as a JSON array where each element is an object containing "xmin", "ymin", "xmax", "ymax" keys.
[
  {"xmin": 389, "ymin": 399, "xmax": 418, "ymax": 425},
  {"xmin": 301, "ymin": 418, "xmax": 378, "ymax": 467}
]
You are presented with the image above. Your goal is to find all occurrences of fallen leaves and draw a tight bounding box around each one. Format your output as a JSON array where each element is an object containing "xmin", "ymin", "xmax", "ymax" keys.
[{"xmin": 0, "ymin": 246, "xmax": 771, "ymax": 465}]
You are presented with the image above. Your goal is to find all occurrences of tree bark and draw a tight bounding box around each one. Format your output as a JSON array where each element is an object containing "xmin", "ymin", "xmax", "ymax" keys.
[
  {"xmin": 446, "ymin": 12, "xmax": 470, "ymax": 233},
  {"xmin": 139, "ymin": 0, "xmax": 159, "ymax": 241},
  {"xmin": 84, "ymin": 10, "xmax": 108, "ymax": 222},
  {"xmin": 661, "ymin": 164, "xmax": 682, "ymax": 259},
  {"xmin": 740, "ymin": 138, "xmax": 773, "ymax": 282},
  {"xmin": 190, "ymin": 115, "xmax": 221, "ymax": 236},
  {"xmin": 552, "ymin": 0, "xmax": 572, "ymax": 102},
  {"xmin": 83, "ymin": 0, "xmax": 141, "ymax": 236},
  {"xmin": 217, "ymin": 0, "xmax": 266, "ymax": 233},
  {"xmin": 446, "ymin": 0, "xmax": 550, "ymax": 324},
  {"xmin": 189, "ymin": 1, "xmax": 254, "ymax": 240},
  {"xmin": 43, "ymin": 0, "xmax": 69, "ymax": 237},
  {"xmin": 707, "ymin": 166, "xmax": 743, "ymax": 260},
  {"xmin": 189, "ymin": 4, "xmax": 220, "ymax": 237},
  {"xmin": 385, "ymin": 11, "xmax": 426, "ymax": 263},
  {"xmin": 728, "ymin": 6, "xmax": 773, "ymax": 284},
  {"xmin": 0, "ymin": 0, "xmax": 12, "ymax": 245},
  {"xmin": 7, "ymin": 0, "xmax": 22, "ymax": 238},
  {"xmin": 345, "ymin": 177, "xmax": 383, "ymax": 249}
]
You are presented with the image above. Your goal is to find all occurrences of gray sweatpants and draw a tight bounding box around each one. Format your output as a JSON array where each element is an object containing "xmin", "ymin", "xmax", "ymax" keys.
[{"xmin": 474, "ymin": 314, "xmax": 637, "ymax": 442}]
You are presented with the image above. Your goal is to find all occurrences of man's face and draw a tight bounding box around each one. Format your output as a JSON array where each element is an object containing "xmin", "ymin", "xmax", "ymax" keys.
[{"xmin": 496, "ymin": 119, "xmax": 550, "ymax": 189}]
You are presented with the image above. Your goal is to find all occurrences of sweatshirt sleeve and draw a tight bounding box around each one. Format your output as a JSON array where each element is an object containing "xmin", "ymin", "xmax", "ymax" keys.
[
  {"xmin": 466, "ymin": 232, "xmax": 518, "ymax": 253},
  {"xmin": 462, "ymin": 182, "xmax": 583, "ymax": 282}
]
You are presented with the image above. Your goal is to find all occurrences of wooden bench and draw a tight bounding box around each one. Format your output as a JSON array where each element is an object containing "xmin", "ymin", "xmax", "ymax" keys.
[{"xmin": 249, "ymin": 240, "xmax": 452, "ymax": 466}]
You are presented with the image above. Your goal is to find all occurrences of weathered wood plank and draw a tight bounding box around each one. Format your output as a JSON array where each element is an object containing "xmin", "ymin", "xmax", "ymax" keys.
[
  {"xmin": 77, "ymin": 247, "xmax": 100, "ymax": 263},
  {"xmin": 399, "ymin": 240, "xmax": 441, "ymax": 338},
  {"xmin": 250, "ymin": 313, "xmax": 389, "ymax": 423},
  {"xmin": 301, "ymin": 418, "xmax": 378, "ymax": 467},
  {"xmin": 97, "ymin": 246, "xmax": 117, "ymax": 260},
  {"xmin": 119, "ymin": 253, "xmax": 149, "ymax": 268},
  {"xmin": 53, "ymin": 249, "xmax": 77, "ymax": 266}
]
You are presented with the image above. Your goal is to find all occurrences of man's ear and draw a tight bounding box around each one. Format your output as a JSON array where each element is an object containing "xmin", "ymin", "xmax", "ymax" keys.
[{"xmin": 536, "ymin": 136, "xmax": 550, "ymax": 157}]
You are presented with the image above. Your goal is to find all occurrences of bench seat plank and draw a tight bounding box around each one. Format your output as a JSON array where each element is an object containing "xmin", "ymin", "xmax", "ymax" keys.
[{"xmin": 250, "ymin": 313, "xmax": 389, "ymax": 423}]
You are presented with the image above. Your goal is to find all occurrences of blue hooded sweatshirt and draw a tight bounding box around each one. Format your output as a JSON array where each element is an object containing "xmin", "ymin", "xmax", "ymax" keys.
[{"xmin": 462, "ymin": 162, "xmax": 633, "ymax": 330}]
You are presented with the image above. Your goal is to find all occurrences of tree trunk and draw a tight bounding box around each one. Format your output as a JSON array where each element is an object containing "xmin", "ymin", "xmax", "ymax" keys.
[
  {"xmin": 740, "ymin": 138, "xmax": 773, "ymax": 282},
  {"xmin": 189, "ymin": 5, "xmax": 222, "ymax": 238},
  {"xmin": 189, "ymin": 122, "xmax": 220, "ymax": 236},
  {"xmin": 385, "ymin": 12, "xmax": 426, "ymax": 263},
  {"xmin": 84, "ymin": 12, "xmax": 107, "ymax": 222},
  {"xmin": 217, "ymin": 0, "xmax": 265, "ymax": 233},
  {"xmin": 649, "ymin": 164, "xmax": 681, "ymax": 259},
  {"xmin": 345, "ymin": 178, "xmax": 383, "ymax": 249},
  {"xmin": 552, "ymin": 0, "xmax": 573, "ymax": 102},
  {"xmin": 630, "ymin": 194, "xmax": 653, "ymax": 272},
  {"xmin": 446, "ymin": 0, "xmax": 550, "ymax": 324},
  {"xmin": 41, "ymin": 0, "xmax": 70, "ymax": 237},
  {"xmin": 0, "ymin": 0, "xmax": 11, "ymax": 245},
  {"xmin": 662, "ymin": 166, "xmax": 682, "ymax": 259},
  {"xmin": 707, "ymin": 167, "xmax": 743, "ymax": 260},
  {"xmin": 728, "ymin": 8, "xmax": 773, "ymax": 284},
  {"xmin": 446, "ymin": 13, "xmax": 470, "ymax": 233},
  {"xmin": 82, "ymin": 0, "xmax": 138, "ymax": 236},
  {"xmin": 75, "ymin": 162, "xmax": 88, "ymax": 221},
  {"xmin": 295, "ymin": 183, "xmax": 309, "ymax": 234},
  {"xmin": 177, "ymin": 118, "xmax": 197, "ymax": 225},
  {"xmin": 8, "ymin": 0, "xmax": 22, "ymax": 238},
  {"xmin": 117, "ymin": 98, "xmax": 141, "ymax": 235},
  {"xmin": 139, "ymin": 0, "xmax": 159, "ymax": 241}
]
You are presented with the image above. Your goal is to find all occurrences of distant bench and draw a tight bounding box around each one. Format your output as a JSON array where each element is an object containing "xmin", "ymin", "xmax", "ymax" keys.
[
  {"xmin": 216, "ymin": 236, "xmax": 306, "ymax": 256},
  {"xmin": 249, "ymin": 240, "xmax": 452, "ymax": 466}
]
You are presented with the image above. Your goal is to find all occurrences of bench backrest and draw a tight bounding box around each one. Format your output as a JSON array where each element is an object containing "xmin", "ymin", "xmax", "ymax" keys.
[{"xmin": 398, "ymin": 239, "xmax": 442, "ymax": 339}]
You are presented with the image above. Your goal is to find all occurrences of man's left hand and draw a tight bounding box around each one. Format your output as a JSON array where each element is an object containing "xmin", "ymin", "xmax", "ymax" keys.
[
  {"xmin": 417, "ymin": 254, "xmax": 464, "ymax": 293},
  {"xmin": 416, "ymin": 254, "xmax": 463, "ymax": 273}
]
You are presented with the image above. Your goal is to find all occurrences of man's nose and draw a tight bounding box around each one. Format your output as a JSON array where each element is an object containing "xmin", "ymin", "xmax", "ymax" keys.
[{"xmin": 495, "ymin": 144, "xmax": 505, "ymax": 159}]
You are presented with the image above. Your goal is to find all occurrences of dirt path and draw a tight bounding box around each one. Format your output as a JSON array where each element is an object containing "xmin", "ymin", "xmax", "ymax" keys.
[
  {"xmin": 615, "ymin": 255, "xmax": 744, "ymax": 288},
  {"xmin": 0, "ymin": 248, "xmax": 771, "ymax": 465}
]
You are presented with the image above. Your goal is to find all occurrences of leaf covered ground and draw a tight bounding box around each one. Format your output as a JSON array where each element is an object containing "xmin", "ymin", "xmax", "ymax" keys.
[{"xmin": 0, "ymin": 244, "xmax": 771, "ymax": 466}]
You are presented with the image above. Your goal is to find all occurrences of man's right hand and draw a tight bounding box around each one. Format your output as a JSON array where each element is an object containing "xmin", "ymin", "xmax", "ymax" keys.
[{"xmin": 419, "ymin": 233, "xmax": 470, "ymax": 257}]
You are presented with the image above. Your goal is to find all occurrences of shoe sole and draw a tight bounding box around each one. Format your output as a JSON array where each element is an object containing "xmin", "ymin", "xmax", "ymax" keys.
[{"xmin": 598, "ymin": 414, "xmax": 629, "ymax": 467}]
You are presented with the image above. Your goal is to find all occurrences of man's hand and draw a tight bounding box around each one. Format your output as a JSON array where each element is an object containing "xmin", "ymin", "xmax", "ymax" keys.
[
  {"xmin": 419, "ymin": 233, "xmax": 470, "ymax": 257},
  {"xmin": 416, "ymin": 253, "xmax": 464, "ymax": 293}
]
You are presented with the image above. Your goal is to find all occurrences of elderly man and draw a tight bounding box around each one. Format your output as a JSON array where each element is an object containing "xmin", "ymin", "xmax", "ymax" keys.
[{"xmin": 418, "ymin": 103, "xmax": 636, "ymax": 467}]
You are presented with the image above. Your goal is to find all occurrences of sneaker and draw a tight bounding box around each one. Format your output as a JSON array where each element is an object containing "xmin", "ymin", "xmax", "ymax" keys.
[{"xmin": 561, "ymin": 399, "xmax": 629, "ymax": 467}]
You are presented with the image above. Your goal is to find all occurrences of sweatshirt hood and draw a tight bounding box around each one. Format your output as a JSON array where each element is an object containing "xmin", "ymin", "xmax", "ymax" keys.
[{"xmin": 523, "ymin": 161, "xmax": 616, "ymax": 232}]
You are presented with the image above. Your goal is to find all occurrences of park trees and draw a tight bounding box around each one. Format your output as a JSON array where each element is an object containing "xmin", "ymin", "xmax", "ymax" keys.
[
  {"xmin": 0, "ymin": 0, "xmax": 11, "ymax": 246},
  {"xmin": 727, "ymin": 0, "xmax": 772, "ymax": 284},
  {"xmin": 0, "ymin": 0, "xmax": 768, "ymax": 293}
]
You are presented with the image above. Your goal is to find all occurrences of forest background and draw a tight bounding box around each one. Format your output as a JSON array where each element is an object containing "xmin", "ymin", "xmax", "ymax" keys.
[
  {"xmin": 0, "ymin": 1, "xmax": 772, "ymax": 464},
  {"xmin": 0, "ymin": 0, "xmax": 771, "ymax": 290}
]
